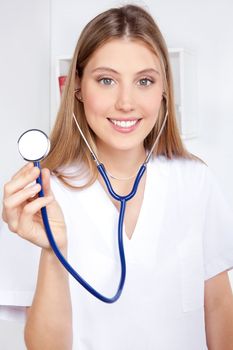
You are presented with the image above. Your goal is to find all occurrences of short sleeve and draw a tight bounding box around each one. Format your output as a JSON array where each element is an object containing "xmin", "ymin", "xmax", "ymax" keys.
[
  {"xmin": 0, "ymin": 220, "xmax": 41, "ymax": 323},
  {"xmin": 203, "ymin": 167, "xmax": 233, "ymax": 280}
]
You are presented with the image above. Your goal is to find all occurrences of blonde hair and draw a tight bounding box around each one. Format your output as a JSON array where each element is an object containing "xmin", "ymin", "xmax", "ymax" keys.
[{"xmin": 42, "ymin": 4, "xmax": 203, "ymax": 189}]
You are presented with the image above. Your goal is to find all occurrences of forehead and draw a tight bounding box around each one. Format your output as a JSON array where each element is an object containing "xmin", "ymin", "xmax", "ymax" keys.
[{"xmin": 84, "ymin": 38, "xmax": 162, "ymax": 74}]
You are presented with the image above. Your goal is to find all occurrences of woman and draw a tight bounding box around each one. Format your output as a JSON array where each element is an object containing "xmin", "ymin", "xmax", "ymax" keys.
[{"xmin": 1, "ymin": 4, "xmax": 233, "ymax": 349}]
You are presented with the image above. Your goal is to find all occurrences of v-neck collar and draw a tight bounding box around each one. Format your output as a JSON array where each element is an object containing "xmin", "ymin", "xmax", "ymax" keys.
[{"xmin": 75, "ymin": 156, "xmax": 170, "ymax": 261}]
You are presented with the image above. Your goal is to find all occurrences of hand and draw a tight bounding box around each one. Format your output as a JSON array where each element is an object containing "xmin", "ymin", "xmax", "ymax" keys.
[{"xmin": 2, "ymin": 162, "xmax": 67, "ymax": 250}]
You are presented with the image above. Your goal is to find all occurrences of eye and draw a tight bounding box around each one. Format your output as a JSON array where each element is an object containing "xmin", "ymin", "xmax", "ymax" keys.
[
  {"xmin": 98, "ymin": 77, "xmax": 115, "ymax": 86},
  {"xmin": 137, "ymin": 77, "xmax": 154, "ymax": 86}
]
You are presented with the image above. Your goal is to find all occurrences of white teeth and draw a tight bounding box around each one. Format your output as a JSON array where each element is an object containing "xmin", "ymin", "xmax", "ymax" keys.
[{"xmin": 110, "ymin": 119, "xmax": 138, "ymax": 128}]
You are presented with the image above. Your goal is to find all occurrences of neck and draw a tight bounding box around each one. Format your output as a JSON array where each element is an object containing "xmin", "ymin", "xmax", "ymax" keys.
[{"xmin": 96, "ymin": 142, "xmax": 146, "ymax": 180}]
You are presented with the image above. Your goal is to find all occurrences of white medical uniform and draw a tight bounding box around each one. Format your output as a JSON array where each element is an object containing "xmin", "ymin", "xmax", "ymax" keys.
[{"xmin": 1, "ymin": 156, "xmax": 233, "ymax": 350}]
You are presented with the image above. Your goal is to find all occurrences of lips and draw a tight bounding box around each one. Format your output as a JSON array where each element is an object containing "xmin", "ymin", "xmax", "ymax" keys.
[{"xmin": 107, "ymin": 117, "xmax": 141, "ymax": 133}]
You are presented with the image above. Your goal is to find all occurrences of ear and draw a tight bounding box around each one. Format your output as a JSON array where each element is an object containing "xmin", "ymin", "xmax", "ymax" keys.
[
  {"xmin": 74, "ymin": 72, "xmax": 83, "ymax": 101},
  {"xmin": 75, "ymin": 72, "xmax": 81, "ymax": 91}
]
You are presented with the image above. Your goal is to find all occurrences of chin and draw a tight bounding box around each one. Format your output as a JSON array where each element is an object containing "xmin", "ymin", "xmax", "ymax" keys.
[{"xmin": 108, "ymin": 141, "xmax": 144, "ymax": 153}]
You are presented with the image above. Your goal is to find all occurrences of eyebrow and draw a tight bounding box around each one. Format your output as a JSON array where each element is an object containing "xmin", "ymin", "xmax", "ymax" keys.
[{"xmin": 91, "ymin": 67, "xmax": 160, "ymax": 76}]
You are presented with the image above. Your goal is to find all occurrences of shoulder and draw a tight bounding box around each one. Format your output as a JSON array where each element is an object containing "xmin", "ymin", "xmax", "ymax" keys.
[
  {"xmin": 152, "ymin": 155, "xmax": 208, "ymax": 183},
  {"xmin": 149, "ymin": 155, "xmax": 215, "ymax": 205}
]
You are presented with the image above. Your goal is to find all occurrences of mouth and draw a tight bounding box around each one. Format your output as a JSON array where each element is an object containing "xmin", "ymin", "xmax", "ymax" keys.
[{"xmin": 107, "ymin": 118, "xmax": 142, "ymax": 132}]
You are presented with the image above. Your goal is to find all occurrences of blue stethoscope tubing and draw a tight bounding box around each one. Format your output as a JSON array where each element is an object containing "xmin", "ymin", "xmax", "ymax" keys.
[
  {"xmin": 34, "ymin": 99, "xmax": 167, "ymax": 303},
  {"xmin": 35, "ymin": 160, "xmax": 147, "ymax": 303}
]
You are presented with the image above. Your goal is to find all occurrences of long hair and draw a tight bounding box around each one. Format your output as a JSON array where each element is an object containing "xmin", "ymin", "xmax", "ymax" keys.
[{"xmin": 42, "ymin": 4, "xmax": 203, "ymax": 189}]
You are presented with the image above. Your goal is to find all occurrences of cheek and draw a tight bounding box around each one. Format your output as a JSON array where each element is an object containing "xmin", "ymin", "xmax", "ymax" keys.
[
  {"xmin": 139, "ymin": 93, "xmax": 162, "ymax": 119},
  {"xmin": 82, "ymin": 86, "xmax": 111, "ymax": 119}
]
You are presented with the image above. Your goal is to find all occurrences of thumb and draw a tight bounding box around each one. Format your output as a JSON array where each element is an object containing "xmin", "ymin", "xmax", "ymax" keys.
[{"xmin": 40, "ymin": 168, "xmax": 53, "ymax": 197}]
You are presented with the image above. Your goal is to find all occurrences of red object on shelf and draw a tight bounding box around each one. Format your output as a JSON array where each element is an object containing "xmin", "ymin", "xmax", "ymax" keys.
[{"xmin": 58, "ymin": 76, "xmax": 67, "ymax": 95}]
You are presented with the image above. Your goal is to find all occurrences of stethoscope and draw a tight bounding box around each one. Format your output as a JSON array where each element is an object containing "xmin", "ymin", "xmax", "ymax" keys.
[{"xmin": 17, "ymin": 103, "xmax": 168, "ymax": 303}]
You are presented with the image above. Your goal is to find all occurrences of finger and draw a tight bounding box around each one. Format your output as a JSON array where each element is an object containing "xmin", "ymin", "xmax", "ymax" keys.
[
  {"xmin": 40, "ymin": 168, "xmax": 53, "ymax": 197},
  {"xmin": 3, "ymin": 183, "xmax": 41, "ymax": 211},
  {"xmin": 18, "ymin": 196, "xmax": 54, "ymax": 235},
  {"xmin": 20, "ymin": 196, "xmax": 54, "ymax": 223},
  {"xmin": 12, "ymin": 162, "xmax": 34, "ymax": 180},
  {"xmin": 23, "ymin": 195, "xmax": 54, "ymax": 216},
  {"xmin": 4, "ymin": 166, "xmax": 40, "ymax": 198},
  {"xmin": 2, "ymin": 183, "xmax": 41, "ymax": 230}
]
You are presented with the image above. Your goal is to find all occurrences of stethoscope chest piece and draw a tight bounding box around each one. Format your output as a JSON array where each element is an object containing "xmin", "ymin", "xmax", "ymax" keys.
[{"xmin": 18, "ymin": 129, "xmax": 50, "ymax": 162}]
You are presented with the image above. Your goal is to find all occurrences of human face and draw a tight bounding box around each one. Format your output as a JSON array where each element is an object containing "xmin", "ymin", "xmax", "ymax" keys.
[{"xmin": 79, "ymin": 38, "xmax": 164, "ymax": 153}]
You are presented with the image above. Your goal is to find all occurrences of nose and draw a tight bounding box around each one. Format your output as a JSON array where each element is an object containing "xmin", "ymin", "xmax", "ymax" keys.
[{"xmin": 115, "ymin": 86, "xmax": 135, "ymax": 112}]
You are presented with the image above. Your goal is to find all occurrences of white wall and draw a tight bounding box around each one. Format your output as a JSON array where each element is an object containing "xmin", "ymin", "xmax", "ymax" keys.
[
  {"xmin": 0, "ymin": 0, "xmax": 233, "ymax": 348},
  {"xmin": 0, "ymin": 1, "xmax": 50, "ymax": 349},
  {"xmin": 153, "ymin": 0, "xmax": 233, "ymax": 205},
  {"xmin": 0, "ymin": 0, "xmax": 50, "ymax": 204}
]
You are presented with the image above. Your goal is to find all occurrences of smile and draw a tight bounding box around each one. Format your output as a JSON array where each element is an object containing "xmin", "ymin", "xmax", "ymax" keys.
[
  {"xmin": 108, "ymin": 119, "xmax": 139, "ymax": 128},
  {"xmin": 107, "ymin": 118, "xmax": 141, "ymax": 134}
]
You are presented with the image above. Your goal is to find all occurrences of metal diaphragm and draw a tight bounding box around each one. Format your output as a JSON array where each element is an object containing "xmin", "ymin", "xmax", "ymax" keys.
[{"xmin": 18, "ymin": 129, "xmax": 50, "ymax": 162}]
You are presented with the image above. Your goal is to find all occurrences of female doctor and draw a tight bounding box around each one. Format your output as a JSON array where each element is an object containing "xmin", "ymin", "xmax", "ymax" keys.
[{"xmin": 1, "ymin": 4, "xmax": 233, "ymax": 350}]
